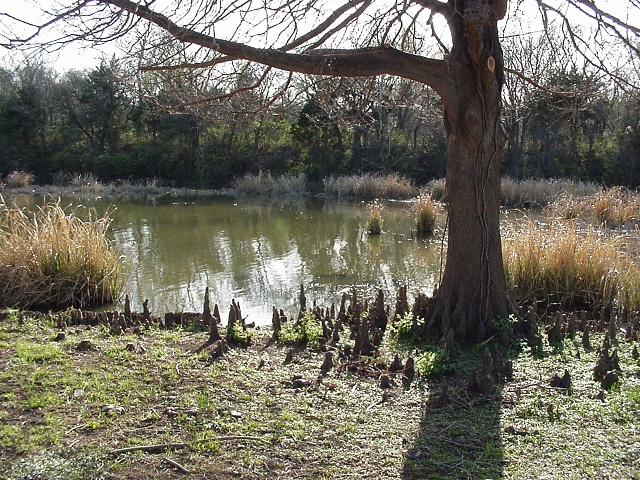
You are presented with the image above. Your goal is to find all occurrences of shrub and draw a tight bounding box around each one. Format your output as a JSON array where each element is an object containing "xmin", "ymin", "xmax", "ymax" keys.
[
  {"xmin": 0, "ymin": 198, "xmax": 123, "ymax": 309},
  {"xmin": 226, "ymin": 322, "xmax": 253, "ymax": 345},
  {"xmin": 389, "ymin": 312, "xmax": 422, "ymax": 343},
  {"xmin": 415, "ymin": 348, "xmax": 451, "ymax": 378}
]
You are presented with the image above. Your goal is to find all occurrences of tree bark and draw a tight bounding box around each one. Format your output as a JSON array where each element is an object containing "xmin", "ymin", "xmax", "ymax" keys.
[{"xmin": 420, "ymin": 0, "xmax": 513, "ymax": 343}]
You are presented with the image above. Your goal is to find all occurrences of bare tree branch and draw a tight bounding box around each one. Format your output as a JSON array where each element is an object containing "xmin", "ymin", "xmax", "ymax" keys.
[
  {"xmin": 505, "ymin": 66, "xmax": 581, "ymax": 96},
  {"xmin": 409, "ymin": 0, "xmax": 450, "ymax": 16},
  {"xmin": 281, "ymin": 0, "xmax": 372, "ymax": 51},
  {"xmin": 0, "ymin": 1, "xmax": 89, "ymax": 47},
  {"xmin": 92, "ymin": 0, "xmax": 454, "ymax": 95},
  {"xmin": 535, "ymin": 0, "xmax": 639, "ymax": 90}
]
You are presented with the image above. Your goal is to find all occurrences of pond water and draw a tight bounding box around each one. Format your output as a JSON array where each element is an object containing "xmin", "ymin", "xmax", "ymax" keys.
[{"xmin": 101, "ymin": 195, "xmax": 443, "ymax": 324}]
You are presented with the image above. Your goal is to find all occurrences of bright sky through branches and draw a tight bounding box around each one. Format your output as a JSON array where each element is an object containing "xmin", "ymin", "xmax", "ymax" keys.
[{"xmin": 0, "ymin": 0, "xmax": 638, "ymax": 71}]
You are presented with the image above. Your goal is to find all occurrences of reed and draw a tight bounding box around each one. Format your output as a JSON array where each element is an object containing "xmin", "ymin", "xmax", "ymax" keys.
[
  {"xmin": 427, "ymin": 177, "xmax": 600, "ymax": 208},
  {"xmin": 592, "ymin": 186, "xmax": 638, "ymax": 227},
  {"xmin": 414, "ymin": 194, "xmax": 438, "ymax": 237},
  {"xmin": 365, "ymin": 201, "xmax": 384, "ymax": 235},
  {"xmin": 234, "ymin": 171, "xmax": 306, "ymax": 196},
  {"xmin": 501, "ymin": 177, "xmax": 599, "ymax": 208},
  {"xmin": 0, "ymin": 197, "xmax": 123, "ymax": 309},
  {"xmin": 6, "ymin": 171, "xmax": 35, "ymax": 188},
  {"xmin": 324, "ymin": 173, "xmax": 416, "ymax": 199},
  {"xmin": 502, "ymin": 219, "xmax": 635, "ymax": 311},
  {"xmin": 426, "ymin": 178, "xmax": 447, "ymax": 201}
]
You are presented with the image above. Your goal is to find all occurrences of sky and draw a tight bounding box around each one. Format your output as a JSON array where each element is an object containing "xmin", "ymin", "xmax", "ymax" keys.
[{"xmin": 0, "ymin": 0, "xmax": 638, "ymax": 72}]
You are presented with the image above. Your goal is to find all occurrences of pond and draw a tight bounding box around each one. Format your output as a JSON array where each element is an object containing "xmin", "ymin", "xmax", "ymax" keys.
[{"xmin": 101, "ymin": 195, "xmax": 443, "ymax": 325}]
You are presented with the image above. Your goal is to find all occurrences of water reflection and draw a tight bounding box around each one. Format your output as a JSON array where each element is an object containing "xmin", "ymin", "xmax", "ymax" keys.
[{"xmin": 108, "ymin": 196, "xmax": 442, "ymax": 324}]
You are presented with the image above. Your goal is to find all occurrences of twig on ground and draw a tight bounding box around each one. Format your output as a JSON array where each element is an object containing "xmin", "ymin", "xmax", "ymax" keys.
[{"xmin": 163, "ymin": 457, "xmax": 191, "ymax": 474}]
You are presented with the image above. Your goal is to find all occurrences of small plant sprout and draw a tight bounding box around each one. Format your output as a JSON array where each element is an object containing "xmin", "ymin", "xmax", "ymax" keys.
[{"xmin": 278, "ymin": 310, "xmax": 324, "ymax": 348}]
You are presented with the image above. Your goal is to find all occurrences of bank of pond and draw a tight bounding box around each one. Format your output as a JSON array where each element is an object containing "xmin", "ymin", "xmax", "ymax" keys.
[{"xmin": 2, "ymin": 176, "xmax": 640, "ymax": 324}]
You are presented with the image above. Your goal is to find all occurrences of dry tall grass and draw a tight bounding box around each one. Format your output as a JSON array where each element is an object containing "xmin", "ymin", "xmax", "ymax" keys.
[
  {"xmin": 425, "ymin": 177, "xmax": 599, "ymax": 208},
  {"xmin": 414, "ymin": 194, "xmax": 438, "ymax": 237},
  {"xmin": 593, "ymin": 186, "xmax": 639, "ymax": 226},
  {"xmin": 546, "ymin": 186, "xmax": 640, "ymax": 228},
  {"xmin": 234, "ymin": 171, "xmax": 307, "ymax": 196},
  {"xmin": 324, "ymin": 173, "xmax": 416, "ymax": 199},
  {"xmin": 0, "ymin": 198, "xmax": 123, "ymax": 309},
  {"xmin": 6, "ymin": 171, "xmax": 35, "ymax": 188},
  {"xmin": 365, "ymin": 201, "xmax": 384, "ymax": 235},
  {"xmin": 503, "ymin": 219, "xmax": 640, "ymax": 311},
  {"xmin": 500, "ymin": 177, "xmax": 598, "ymax": 208},
  {"xmin": 426, "ymin": 178, "xmax": 446, "ymax": 201}
]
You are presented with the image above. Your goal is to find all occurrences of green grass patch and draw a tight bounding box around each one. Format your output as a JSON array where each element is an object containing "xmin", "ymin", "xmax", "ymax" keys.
[
  {"xmin": 15, "ymin": 342, "xmax": 62, "ymax": 363},
  {"xmin": 278, "ymin": 310, "xmax": 324, "ymax": 347}
]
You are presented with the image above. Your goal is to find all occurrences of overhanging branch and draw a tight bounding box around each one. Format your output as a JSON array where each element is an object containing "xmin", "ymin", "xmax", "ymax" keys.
[{"xmin": 97, "ymin": 0, "xmax": 453, "ymax": 93}]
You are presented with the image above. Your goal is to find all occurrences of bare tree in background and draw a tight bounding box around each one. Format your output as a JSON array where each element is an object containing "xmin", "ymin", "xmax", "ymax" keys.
[{"xmin": 2, "ymin": 0, "xmax": 639, "ymax": 343}]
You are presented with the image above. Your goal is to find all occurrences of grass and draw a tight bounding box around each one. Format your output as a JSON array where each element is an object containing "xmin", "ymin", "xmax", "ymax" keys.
[
  {"xmin": 324, "ymin": 173, "xmax": 417, "ymax": 199},
  {"xmin": 414, "ymin": 194, "xmax": 438, "ymax": 237},
  {"xmin": 278, "ymin": 310, "xmax": 324, "ymax": 348},
  {"xmin": 592, "ymin": 187, "xmax": 639, "ymax": 227},
  {"xmin": 0, "ymin": 312, "xmax": 638, "ymax": 479},
  {"xmin": 5, "ymin": 171, "xmax": 35, "ymax": 188},
  {"xmin": 0, "ymin": 197, "xmax": 123, "ymax": 309},
  {"xmin": 425, "ymin": 177, "xmax": 599, "ymax": 208},
  {"xmin": 365, "ymin": 200, "xmax": 384, "ymax": 235},
  {"xmin": 546, "ymin": 186, "xmax": 640, "ymax": 228},
  {"xmin": 502, "ymin": 219, "xmax": 640, "ymax": 312},
  {"xmin": 233, "ymin": 171, "xmax": 307, "ymax": 196}
]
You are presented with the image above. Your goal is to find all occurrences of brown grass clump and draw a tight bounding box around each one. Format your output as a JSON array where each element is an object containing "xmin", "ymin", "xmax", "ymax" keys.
[
  {"xmin": 426, "ymin": 178, "xmax": 447, "ymax": 201},
  {"xmin": 365, "ymin": 201, "xmax": 384, "ymax": 235},
  {"xmin": 502, "ymin": 220, "xmax": 627, "ymax": 311},
  {"xmin": 546, "ymin": 186, "xmax": 640, "ymax": 228},
  {"xmin": 592, "ymin": 186, "xmax": 639, "ymax": 227},
  {"xmin": 324, "ymin": 173, "xmax": 416, "ymax": 199},
  {"xmin": 414, "ymin": 194, "xmax": 438, "ymax": 237},
  {"xmin": 546, "ymin": 194, "xmax": 590, "ymax": 220},
  {"xmin": 234, "ymin": 171, "xmax": 306, "ymax": 196},
  {"xmin": 501, "ymin": 177, "xmax": 598, "ymax": 208},
  {"xmin": 6, "ymin": 171, "xmax": 35, "ymax": 188},
  {"xmin": 0, "ymin": 197, "xmax": 123, "ymax": 309}
]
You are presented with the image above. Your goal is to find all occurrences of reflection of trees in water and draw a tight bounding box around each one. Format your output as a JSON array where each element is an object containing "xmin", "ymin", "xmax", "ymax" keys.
[{"xmin": 107, "ymin": 197, "xmax": 443, "ymax": 318}]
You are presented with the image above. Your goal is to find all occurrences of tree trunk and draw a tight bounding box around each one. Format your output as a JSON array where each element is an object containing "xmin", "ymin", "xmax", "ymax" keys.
[{"xmin": 420, "ymin": 0, "xmax": 513, "ymax": 344}]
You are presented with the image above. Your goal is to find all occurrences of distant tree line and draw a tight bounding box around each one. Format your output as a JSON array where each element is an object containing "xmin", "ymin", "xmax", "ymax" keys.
[{"xmin": 1, "ymin": 39, "xmax": 639, "ymax": 188}]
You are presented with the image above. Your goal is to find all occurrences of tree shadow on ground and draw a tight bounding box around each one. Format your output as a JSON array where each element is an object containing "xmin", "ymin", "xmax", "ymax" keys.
[{"xmin": 402, "ymin": 343, "xmax": 516, "ymax": 479}]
